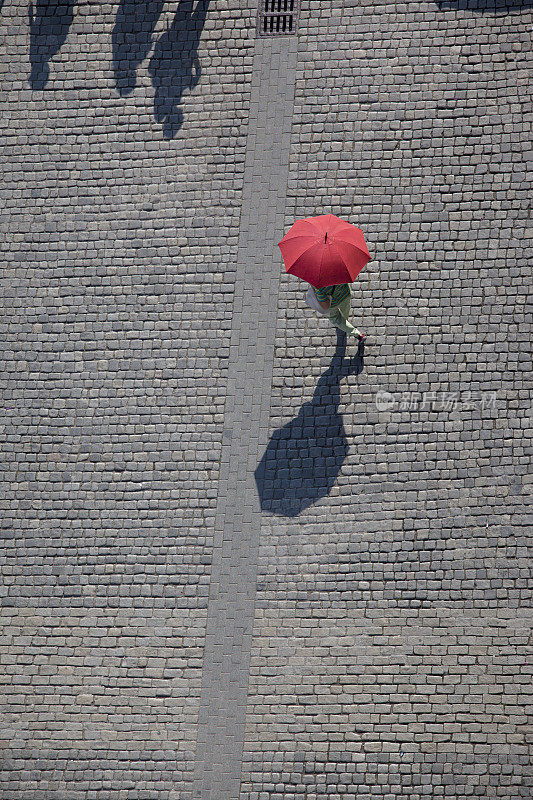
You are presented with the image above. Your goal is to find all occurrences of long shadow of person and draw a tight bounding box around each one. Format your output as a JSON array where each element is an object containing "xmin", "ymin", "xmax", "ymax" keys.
[
  {"xmin": 255, "ymin": 331, "xmax": 365, "ymax": 518},
  {"xmin": 28, "ymin": 0, "xmax": 76, "ymax": 89},
  {"xmin": 148, "ymin": 0, "xmax": 210, "ymax": 139},
  {"xmin": 112, "ymin": 0, "xmax": 164, "ymax": 97},
  {"xmin": 435, "ymin": 0, "xmax": 533, "ymax": 10}
]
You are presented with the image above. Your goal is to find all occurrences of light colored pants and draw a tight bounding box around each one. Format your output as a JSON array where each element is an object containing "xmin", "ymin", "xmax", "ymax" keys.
[{"xmin": 329, "ymin": 296, "xmax": 361, "ymax": 337}]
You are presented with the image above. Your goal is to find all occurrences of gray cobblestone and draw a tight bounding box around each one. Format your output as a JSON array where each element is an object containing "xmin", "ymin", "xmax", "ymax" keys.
[
  {"xmin": 240, "ymin": 0, "xmax": 532, "ymax": 798},
  {"xmin": 1, "ymin": 0, "xmax": 531, "ymax": 798}
]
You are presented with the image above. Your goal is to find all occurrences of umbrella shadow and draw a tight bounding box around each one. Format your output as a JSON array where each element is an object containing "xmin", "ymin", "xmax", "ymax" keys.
[
  {"xmin": 148, "ymin": 0, "xmax": 210, "ymax": 139},
  {"xmin": 255, "ymin": 331, "xmax": 365, "ymax": 518},
  {"xmin": 435, "ymin": 0, "xmax": 533, "ymax": 10},
  {"xmin": 28, "ymin": 0, "xmax": 76, "ymax": 89},
  {"xmin": 112, "ymin": 0, "xmax": 165, "ymax": 97}
]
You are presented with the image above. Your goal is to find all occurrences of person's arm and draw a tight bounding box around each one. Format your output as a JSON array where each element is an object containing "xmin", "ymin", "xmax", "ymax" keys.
[{"xmin": 313, "ymin": 286, "xmax": 331, "ymax": 311}]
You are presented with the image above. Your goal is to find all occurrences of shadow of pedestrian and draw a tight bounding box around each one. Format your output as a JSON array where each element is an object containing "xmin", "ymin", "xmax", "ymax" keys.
[
  {"xmin": 28, "ymin": 0, "xmax": 76, "ymax": 89},
  {"xmin": 112, "ymin": 0, "xmax": 164, "ymax": 97},
  {"xmin": 255, "ymin": 331, "xmax": 365, "ymax": 518},
  {"xmin": 435, "ymin": 0, "xmax": 533, "ymax": 10},
  {"xmin": 148, "ymin": 0, "xmax": 210, "ymax": 139}
]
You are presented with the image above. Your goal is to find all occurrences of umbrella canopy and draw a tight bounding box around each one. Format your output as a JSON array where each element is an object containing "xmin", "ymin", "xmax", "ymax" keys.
[{"xmin": 278, "ymin": 213, "xmax": 371, "ymax": 288}]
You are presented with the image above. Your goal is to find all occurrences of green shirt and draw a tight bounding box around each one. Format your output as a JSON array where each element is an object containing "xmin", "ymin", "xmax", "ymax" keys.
[{"xmin": 313, "ymin": 283, "xmax": 351, "ymax": 307}]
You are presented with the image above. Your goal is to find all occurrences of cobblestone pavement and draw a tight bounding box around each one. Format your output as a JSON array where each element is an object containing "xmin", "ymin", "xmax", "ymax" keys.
[{"xmin": 0, "ymin": 1, "xmax": 531, "ymax": 799}]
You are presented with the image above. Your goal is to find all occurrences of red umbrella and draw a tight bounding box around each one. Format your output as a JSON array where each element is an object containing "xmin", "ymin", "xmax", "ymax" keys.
[{"xmin": 278, "ymin": 213, "xmax": 371, "ymax": 288}]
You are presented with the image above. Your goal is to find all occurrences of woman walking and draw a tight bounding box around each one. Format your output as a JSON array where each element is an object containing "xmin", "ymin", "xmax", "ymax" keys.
[
  {"xmin": 311, "ymin": 282, "xmax": 366, "ymax": 342},
  {"xmin": 279, "ymin": 213, "xmax": 371, "ymax": 344}
]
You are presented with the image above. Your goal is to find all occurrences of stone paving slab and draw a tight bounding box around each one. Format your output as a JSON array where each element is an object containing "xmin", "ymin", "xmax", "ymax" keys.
[{"xmin": 192, "ymin": 34, "xmax": 297, "ymax": 800}]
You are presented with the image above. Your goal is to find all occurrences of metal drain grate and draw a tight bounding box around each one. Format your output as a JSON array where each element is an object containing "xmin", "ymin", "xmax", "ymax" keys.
[{"xmin": 257, "ymin": 0, "xmax": 299, "ymax": 37}]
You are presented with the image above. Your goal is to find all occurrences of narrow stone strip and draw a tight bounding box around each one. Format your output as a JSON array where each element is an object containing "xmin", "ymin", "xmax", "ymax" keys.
[{"xmin": 191, "ymin": 36, "xmax": 297, "ymax": 800}]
